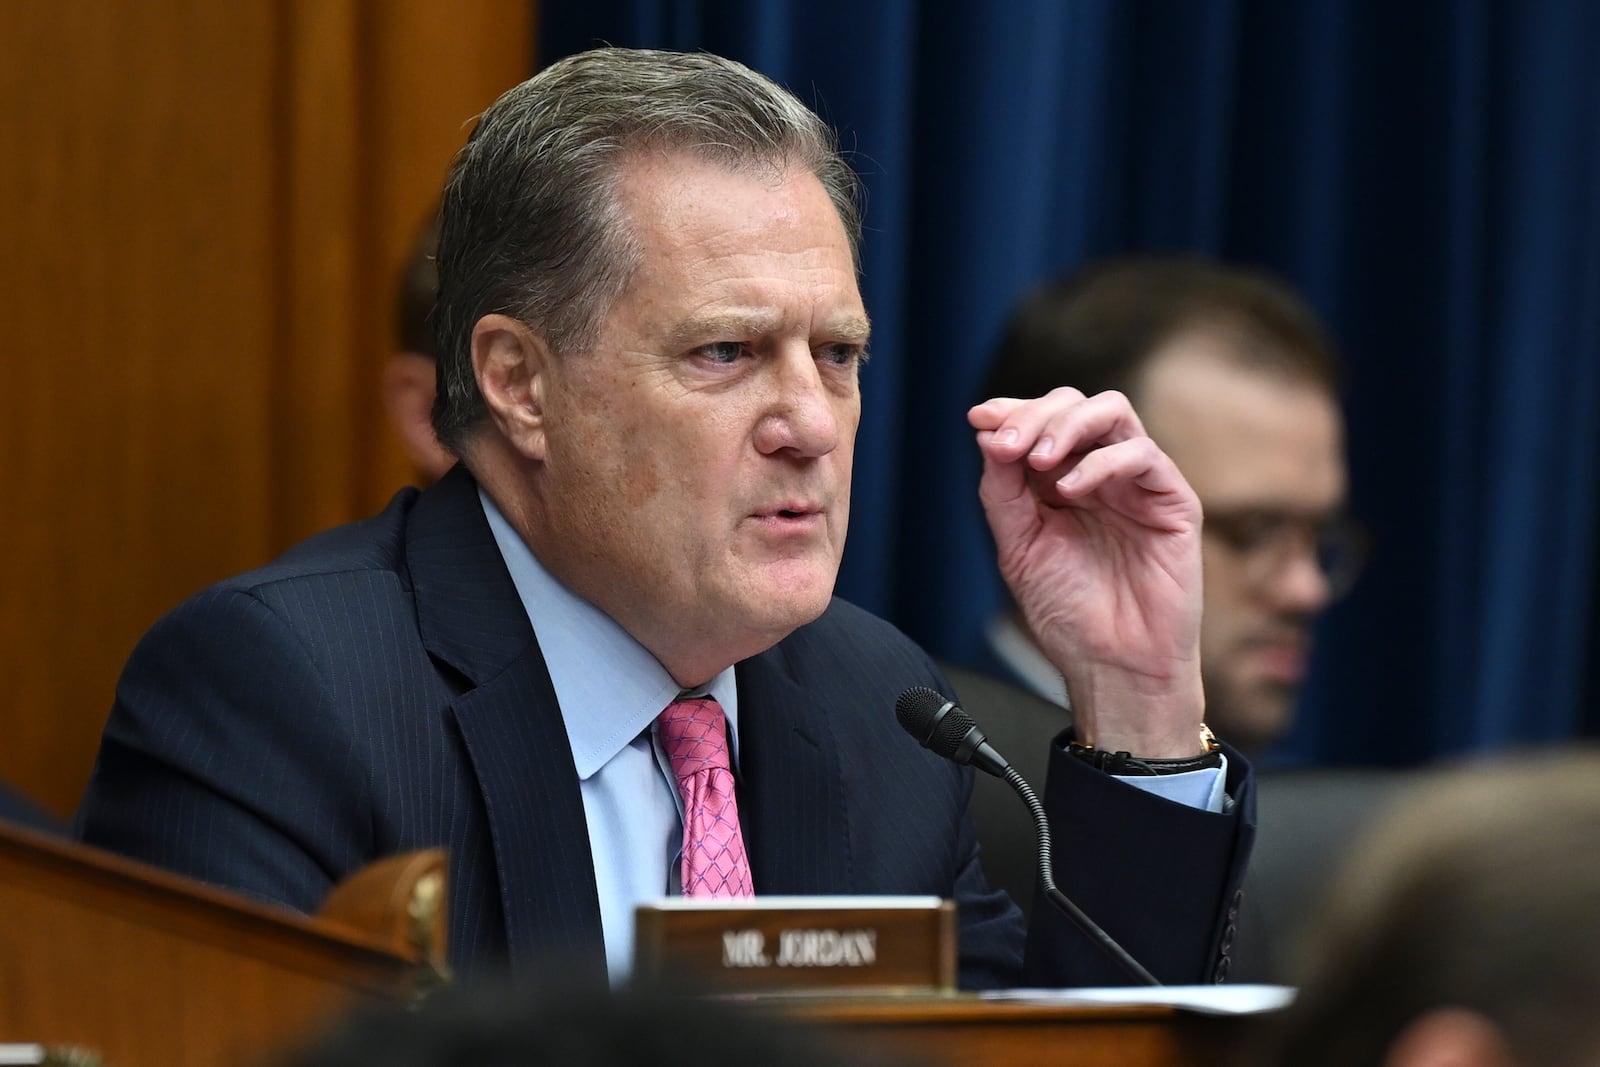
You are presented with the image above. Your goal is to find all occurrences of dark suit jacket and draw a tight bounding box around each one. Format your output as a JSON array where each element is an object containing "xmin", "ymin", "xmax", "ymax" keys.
[{"xmin": 75, "ymin": 467, "xmax": 1253, "ymax": 988}]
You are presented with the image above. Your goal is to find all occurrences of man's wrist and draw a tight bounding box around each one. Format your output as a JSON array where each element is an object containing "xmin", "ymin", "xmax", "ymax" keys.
[
  {"xmin": 1067, "ymin": 724, "xmax": 1222, "ymax": 775},
  {"xmin": 1061, "ymin": 664, "xmax": 1207, "ymax": 757}
]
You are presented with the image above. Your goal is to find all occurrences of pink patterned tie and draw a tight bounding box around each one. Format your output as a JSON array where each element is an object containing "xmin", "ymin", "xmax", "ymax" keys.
[{"xmin": 656, "ymin": 697, "xmax": 754, "ymax": 898}]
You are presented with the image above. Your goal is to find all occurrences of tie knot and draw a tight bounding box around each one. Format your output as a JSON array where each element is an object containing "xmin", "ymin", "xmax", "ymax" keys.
[{"xmin": 657, "ymin": 697, "xmax": 731, "ymax": 780}]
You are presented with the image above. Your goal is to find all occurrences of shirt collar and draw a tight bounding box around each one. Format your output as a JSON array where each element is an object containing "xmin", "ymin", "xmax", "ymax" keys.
[{"xmin": 478, "ymin": 488, "xmax": 740, "ymax": 779}]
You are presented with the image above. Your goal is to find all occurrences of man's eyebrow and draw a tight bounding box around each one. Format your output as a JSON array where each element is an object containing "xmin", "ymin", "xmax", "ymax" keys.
[
  {"xmin": 663, "ymin": 310, "xmax": 872, "ymax": 350},
  {"xmin": 662, "ymin": 310, "xmax": 780, "ymax": 352},
  {"xmin": 826, "ymin": 314, "xmax": 873, "ymax": 343}
]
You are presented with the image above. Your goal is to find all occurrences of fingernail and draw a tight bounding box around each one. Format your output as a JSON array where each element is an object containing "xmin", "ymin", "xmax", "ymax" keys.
[
  {"xmin": 1060, "ymin": 470, "xmax": 1081, "ymax": 488},
  {"xmin": 977, "ymin": 430, "xmax": 994, "ymax": 444},
  {"xmin": 1029, "ymin": 435, "xmax": 1055, "ymax": 458},
  {"xmin": 995, "ymin": 428, "xmax": 1018, "ymax": 446}
]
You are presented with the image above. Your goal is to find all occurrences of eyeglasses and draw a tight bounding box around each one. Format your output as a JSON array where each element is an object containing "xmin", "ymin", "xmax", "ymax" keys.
[{"xmin": 1202, "ymin": 508, "xmax": 1369, "ymax": 601}]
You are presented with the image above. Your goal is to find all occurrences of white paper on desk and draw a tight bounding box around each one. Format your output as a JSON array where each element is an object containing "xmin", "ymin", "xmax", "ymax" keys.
[{"xmin": 980, "ymin": 984, "xmax": 1296, "ymax": 1015}]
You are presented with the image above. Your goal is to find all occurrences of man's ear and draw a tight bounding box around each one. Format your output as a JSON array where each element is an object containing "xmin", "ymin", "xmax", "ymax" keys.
[{"xmin": 471, "ymin": 313, "xmax": 552, "ymax": 461}]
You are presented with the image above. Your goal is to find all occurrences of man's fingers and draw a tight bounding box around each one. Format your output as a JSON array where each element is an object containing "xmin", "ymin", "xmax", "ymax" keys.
[
  {"xmin": 975, "ymin": 431, "xmax": 1029, "ymax": 507},
  {"xmin": 1049, "ymin": 438, "xmax": 1199, "ymax": 530},
  {"xmin": 973, "ymin": 389, "xmax": 1199, "ymax": 534},
  {"xmin": 970, "ymin": 389, "xmax": 1145, "ymax": 470},
  {"xmin": 968, "ymin": 395, "xmax": 1035, "ymax": 430},
  {"xmin": 975, "ymin": 446, "xmax": 1050, "ymax": 564}
]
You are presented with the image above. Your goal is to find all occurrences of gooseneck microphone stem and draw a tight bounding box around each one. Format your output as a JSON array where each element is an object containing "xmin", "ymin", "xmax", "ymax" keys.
[
  {"xmin": 895, "ymin": 685, "xmax": 1161, "ymax": 988},
  {"xmin": 1002, "ymin": 766, "xmax": 1161, "ymax": 987}
]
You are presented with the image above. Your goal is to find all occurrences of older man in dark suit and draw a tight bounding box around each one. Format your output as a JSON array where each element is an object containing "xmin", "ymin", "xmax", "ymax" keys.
[{"xmin": 76, "ymin": 47, "xmax": 1252, "ymax": 990}]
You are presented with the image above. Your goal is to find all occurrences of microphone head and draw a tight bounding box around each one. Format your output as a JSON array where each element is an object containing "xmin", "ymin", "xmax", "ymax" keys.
[{"xmin": 895, "ymin": 686, "xmax": 978, "ymax": 761}]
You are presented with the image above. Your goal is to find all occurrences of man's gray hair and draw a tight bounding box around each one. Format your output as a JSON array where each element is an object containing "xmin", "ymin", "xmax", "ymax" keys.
[{"xmin": 431, "ymin": 47, "xmax": 862, "ymax": 452}]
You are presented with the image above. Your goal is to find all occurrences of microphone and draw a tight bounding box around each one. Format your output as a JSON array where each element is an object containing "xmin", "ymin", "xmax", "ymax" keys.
[{"xmin": 895, "ymin": 685, "xmax": 1161, "ymax": 987}]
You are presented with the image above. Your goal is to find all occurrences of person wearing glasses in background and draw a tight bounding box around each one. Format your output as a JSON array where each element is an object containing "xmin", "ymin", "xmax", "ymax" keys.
[
  {"xmin": 969, "ymin": 255, "xmax": 1361, "ymax": 754},
  {"xmin": 952, "ymin": 255, "xmax": 1370, "ymax": 979}
]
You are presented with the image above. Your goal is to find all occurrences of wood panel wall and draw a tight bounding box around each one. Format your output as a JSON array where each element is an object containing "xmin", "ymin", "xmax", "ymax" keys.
[{"xmin": 0, "ymin": 0, "xmax": 534, "ymax": 816}]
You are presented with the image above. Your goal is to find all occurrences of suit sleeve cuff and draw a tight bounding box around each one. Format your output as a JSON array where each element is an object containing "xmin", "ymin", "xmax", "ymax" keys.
[{"xmin": 1113, "ymin": 755, "xmax": 1230, "ymax": 812}]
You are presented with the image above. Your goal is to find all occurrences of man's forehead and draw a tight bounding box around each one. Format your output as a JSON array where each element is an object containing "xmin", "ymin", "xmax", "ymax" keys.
[
  {"xmin": 604, "ymin": 152, "xmax": 867, "ymax": 345},
  {"xmin": 616, "ymin": 151, "xmax": 854, "ymax": 252}
]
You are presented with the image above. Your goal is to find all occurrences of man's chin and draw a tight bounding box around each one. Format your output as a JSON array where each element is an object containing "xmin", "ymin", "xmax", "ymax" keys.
[
  {"xmin": 703, "ymin": 553, "xmax": 840, "ymax": 656},
  {"xmin": 754, "ymin": 580, "xmax": 835, "ymax": 634},
  {"xmin": 758, "ymin": 554, "xmax": 838, "ymax": 603}
]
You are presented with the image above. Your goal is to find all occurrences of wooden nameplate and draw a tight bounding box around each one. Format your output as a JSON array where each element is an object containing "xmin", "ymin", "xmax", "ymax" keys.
[{"xmin": 633, "ymin": 896, "xmax": 956, "ymax": 993}]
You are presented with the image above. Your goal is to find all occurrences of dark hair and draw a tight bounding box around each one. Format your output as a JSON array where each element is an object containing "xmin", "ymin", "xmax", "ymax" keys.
[
  {"xmin": 431, "ymin": 47, "xmax": 862, "ymax": 453},
  {"xmin": 982, "ymin": 255, "xmax": 1339, "ymax": 405},
  {"xmin": 276, "ymin": 979, "xmax": 914, "ymax": 1067},
  {"xmin": 1262, "ymin": 748, "xmax": 1600, "ymax": 1067}
]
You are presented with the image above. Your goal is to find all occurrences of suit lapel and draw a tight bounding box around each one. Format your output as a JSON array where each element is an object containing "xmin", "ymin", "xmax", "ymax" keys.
[
  {"xmin": 406, "ymin": 468, "xmax": 605, "ymax": 981},
  {"xmin": 737, "ymin": 641, "xmax": 852, "ymax": 894},
  {"xmin": 448, "ymin": 650, "xmax": 606, "ymax": 982}
]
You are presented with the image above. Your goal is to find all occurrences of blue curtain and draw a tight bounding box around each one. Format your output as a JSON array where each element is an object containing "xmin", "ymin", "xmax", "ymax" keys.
[{"xmin": 538, "ymin": 1, "xmax": 1600, "ymax": 766}]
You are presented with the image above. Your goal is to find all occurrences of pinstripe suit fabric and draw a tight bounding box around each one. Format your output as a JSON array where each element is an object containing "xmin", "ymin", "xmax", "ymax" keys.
[{"xmin": 75, "ymin": 466, "xmax": 1251, "ymax": 988}]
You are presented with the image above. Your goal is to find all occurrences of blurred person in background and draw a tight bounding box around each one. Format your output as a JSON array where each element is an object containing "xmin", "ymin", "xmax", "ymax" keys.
[
  {"xmin": 1258, "ymin": 747, "xmax": 1600, "ymax": 1067},
  {"xmin": 970, "ymin": 254, "xmax": 1361, "ymax": 758},
  {"xmin": 382, "ymin": 213, "xmax": 455, "ymax": 484},
  {"xmin": 955, "ymin": 256, "xmax": 1371, "ymax": 979}
]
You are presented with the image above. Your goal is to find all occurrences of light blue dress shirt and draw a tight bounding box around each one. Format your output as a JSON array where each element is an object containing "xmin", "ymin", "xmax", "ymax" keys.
[
  {"xmin": 481, "ymin": 490, "xmax": 739, "ymax": 982},
  {"xmin": 479, "ymin": 491, "xmax": 1224, "ymax": 981}
]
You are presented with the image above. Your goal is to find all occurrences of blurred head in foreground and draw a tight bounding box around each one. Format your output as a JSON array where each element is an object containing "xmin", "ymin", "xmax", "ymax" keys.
[
  {"xmin": 277, "ymin": 979, "xmax": 916, "ymax": 1067},
  {"xmin": 1263, "ymin": 747, "xmax": 1600, "ymax": 1067}
]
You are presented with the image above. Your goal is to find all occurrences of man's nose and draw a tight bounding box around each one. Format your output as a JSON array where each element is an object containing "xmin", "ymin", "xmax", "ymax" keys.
[
  {"xmin": 1271, "ymin": 540, "xmax": 1333, "ymax": 613},
  {"xmin": 754, "ymin": 349, "xmax": 842, "ymax": 458}
]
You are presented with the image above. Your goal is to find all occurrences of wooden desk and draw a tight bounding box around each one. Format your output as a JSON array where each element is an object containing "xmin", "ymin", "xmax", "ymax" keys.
[
  {"xmin": 0, "ymin": 820, "xmax": 439, "ymax": 1067},
  {"xmin": 775, "ymin": 993, "xmax": 1256, "ymax": 1067},
  {"xmin": 2, "ymin": 830, "xmax": 1262, "ymax": 1067}
]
